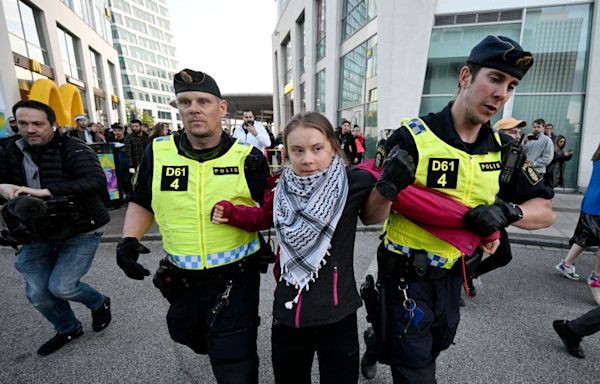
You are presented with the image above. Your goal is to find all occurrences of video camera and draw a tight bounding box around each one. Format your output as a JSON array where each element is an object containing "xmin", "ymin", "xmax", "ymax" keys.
[{"xmin": 0, "ymin": 195, "xmax": 84, "ymax": 246}]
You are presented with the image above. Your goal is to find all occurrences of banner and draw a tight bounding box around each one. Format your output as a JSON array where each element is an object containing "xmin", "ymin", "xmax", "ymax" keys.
[{"xmin": 90, "ymin": 143, "xmax": 120, "ymax": 201}]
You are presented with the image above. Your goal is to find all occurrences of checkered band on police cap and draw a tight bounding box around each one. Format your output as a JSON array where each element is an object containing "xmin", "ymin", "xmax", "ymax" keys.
[
  {"xmin": 173, "ymin": 69, "xmax": 221, "ymax": 98},
  {"xmin": 467, "ymin": 35, "xmax": 534, "ymax": 80}
]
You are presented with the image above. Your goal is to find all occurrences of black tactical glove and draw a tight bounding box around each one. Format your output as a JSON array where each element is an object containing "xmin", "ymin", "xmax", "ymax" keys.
[
  {"xmin": 463, "ymin": 199, "xmax": 523, "ymax": 237},
  {"xmin": 116, "ymin": 237, "xmax": 151, "ymax": 280},
  {"xmin": 375, "ymin": 146, "xmax": 415, "ymax": 201}
]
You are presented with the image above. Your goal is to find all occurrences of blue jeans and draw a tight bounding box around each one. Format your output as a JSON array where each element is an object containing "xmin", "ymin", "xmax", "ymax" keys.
[{"xmin": 14, "ymin": 230, "xmax": 105, "ymax": 334}]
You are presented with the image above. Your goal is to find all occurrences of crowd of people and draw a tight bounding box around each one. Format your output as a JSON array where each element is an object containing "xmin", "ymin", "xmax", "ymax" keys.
[{"xmin": 0, "ymin": 34, "xmax": 599, "ymax": 384}]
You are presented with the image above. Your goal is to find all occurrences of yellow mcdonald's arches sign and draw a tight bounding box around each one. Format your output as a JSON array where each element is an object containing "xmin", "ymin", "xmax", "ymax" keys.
[{"xmin": 28, "ymin": 79, "xmax": 84, "ymax": 128}]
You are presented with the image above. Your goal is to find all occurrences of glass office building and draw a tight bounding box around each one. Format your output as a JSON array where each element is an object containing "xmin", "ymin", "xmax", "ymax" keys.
[
  {"xmin": 272, "ymin": 0, "xmax": 599, "ymax": 189},
  {"xmin": 108, "ymin": 0, "xmax": 179, "ymax": 127}
]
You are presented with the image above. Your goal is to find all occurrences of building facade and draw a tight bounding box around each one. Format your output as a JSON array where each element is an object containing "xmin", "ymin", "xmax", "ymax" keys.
[
  {"xmin": 272, "ymin": 0, "xmax": 600, "ymax": 190},
  {"xmin": 108, "ymin": 0, "xmax": 180, "ymax": 128},
  {"xmin": 0, "ymin": 0, "xmax": 126, "ymax": 129}
]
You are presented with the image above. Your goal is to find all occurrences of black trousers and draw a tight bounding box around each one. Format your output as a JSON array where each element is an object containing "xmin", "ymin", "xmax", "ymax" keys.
[
  {"xmin": 271, "ymin": 312, "xmax": 359, "ymax": 384},
  {"xmin": 568, "ymin": 306, "xmax": 600, "ymax": 337},
  {"xmin": 386, "ymin": 273, "xmax": 463, "ymax": 384},
  {"xmin": 166, "ymin": 268, "xmax": 260, "ymax": 384}
]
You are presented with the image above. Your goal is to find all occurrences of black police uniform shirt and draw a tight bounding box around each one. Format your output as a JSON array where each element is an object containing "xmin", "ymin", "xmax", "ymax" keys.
[
  {"xmin": 383, "ymin": 103, "xmax": 553, "ymax": 205},
  {"xmin": 129, "ymin": 132, "xmax": 269, "ymax": 211}
]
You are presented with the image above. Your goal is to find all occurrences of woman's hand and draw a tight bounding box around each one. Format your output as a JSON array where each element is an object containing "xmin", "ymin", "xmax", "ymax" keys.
[
  {"xmin": 211, "ymin": 203, "xmax": 229, "ymax": 224},
  {"xmin": 480, "ymin": 238, "xmax": 500, "ymax": 254}
]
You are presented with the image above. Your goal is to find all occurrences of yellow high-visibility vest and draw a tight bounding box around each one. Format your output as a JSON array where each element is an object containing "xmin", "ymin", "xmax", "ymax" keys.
[
  {"xmin": 384, "ymin": 118, "xmax": 501, "ymax": 268},
  {"xmin": 151, "ymin": 136, "xmax": 259, "ymax": 270}
]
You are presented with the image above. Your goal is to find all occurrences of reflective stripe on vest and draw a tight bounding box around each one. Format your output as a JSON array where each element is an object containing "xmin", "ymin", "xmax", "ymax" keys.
[
  {"xmin": 151, "ymin": 136, "xmax": 260, "ymax": 270},
  {"xmin": 384, "ymin": 118, "xmax": 501, "ymax": 268}
]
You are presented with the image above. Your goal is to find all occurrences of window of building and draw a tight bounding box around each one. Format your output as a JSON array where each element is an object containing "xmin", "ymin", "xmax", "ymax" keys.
[
  {"xmin": 300, "ymin": 82, "xmax": 306, "ymax": 112},
  {"xmin": 315, "ymin": 0, "xmax": 326, "ymax": 61},
  {"xmin": 125, "ymin": 16, "xmax": 148, "ymax": 34},
  {"xmin": 342, "ymin": 0, "xmax": 377, "ymax": 40},
  {"xmin": 94, "ymin": 94, "xmax": 106, "ymax": 125},
  {"xmin": 339, "ymin": 42, "xmax": 367, "ymax": 110},
  {"xmin": 158, "ymin": 111, "xmax": 172, "ymax": 119},
  {"xmin": 364, "ymin": 87, "xmax": 377, "ymax": 157},
  {"xmin": 132, "ymin": 6, "xmax": 155, "ymax": 24},
  {"xmin": 111, "ymin": 0, "xmax": 131, "ymax": 13},
  {"xmin": 57, "ymin": 26, "xmax": 83, "ymax": 79},
  {"xmin": 366, "ymin": 34, "xmax": 377, "ymax": 78},
  {"xmin": 3, "ymin": 0, "xmax": 48, "ymax": 63},
  {"xmin": 108, "ymin": 62, "xmax": 119, "ymax": 95},
  {"xmin": 315, "ymin": 69, "xmax": 326, "ymax": 113},
  {"xmin": 114, "ymin": 27, "xmax": 138, "ymax": 44},
  {"xmin": 145, "ymin": 0, "xmax": 159, "ymax": 13},
  {"xmin": 156, "ymin": 17, "xmax": 170, "ymax": 30},
  {"xmin": 89, "ymin": 48, "xmax": 104, "ymax": 89},
  {"xmin": 297, "ymin": 13, "xmax": 305, "ymax": 75},
  {"xmin": 148, "ymin": 25, "xmax": 164, "ymax": 40},
  {"xmin": 130, "ymin": 46, "xmax": 157, "ymax": 64},
  {"xmin": 420, "ymin": 3, "xmax": 592, "ymax": 188},
  {"xmin": 111, "ymin": 11, "xmax": 122, "ymax": 25},
  {"xmin": 283, "ymin": 37, "xmax": 293, "ymax": 85}
]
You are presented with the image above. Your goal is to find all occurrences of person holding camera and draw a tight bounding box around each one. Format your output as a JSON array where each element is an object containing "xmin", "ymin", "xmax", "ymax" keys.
[
  {"xmin": 232, "ymin": 109, "xmax": 271, "ymax": 156},
  {"xmin": 0, "ymin": 100, "xmax": 111, "ymax": 356},
  {"xmin": 115, "ymin": 69, "xmax": 269, "ymax": 384}
]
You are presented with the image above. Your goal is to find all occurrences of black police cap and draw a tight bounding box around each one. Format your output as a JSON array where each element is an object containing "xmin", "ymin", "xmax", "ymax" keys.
[
  {"xmin": 467, "ymin": 35, "xmax": 534, "ymax": 80},
  {"xmin": 173, "ymin": 69, "xmax": 221, "ymax": 98}
]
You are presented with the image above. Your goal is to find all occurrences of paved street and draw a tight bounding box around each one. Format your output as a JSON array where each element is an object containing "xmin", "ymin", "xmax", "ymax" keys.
[{"xmin": 1, "ymin": 230, "xmax": 599, "ymax": 383}]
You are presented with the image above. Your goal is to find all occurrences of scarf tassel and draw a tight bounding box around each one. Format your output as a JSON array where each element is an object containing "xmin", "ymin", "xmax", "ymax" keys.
[{"xmin": 284, "ymin": 288, "xmax": 303, "ymax": 310}]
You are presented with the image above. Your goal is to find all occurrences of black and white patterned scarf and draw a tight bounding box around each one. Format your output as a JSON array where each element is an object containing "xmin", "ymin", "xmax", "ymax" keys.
[{"xmin": 274, "ymin": 155, "xmax": 348, "ymax": 309}]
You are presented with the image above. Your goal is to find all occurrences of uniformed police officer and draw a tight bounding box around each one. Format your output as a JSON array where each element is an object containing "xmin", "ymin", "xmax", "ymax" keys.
[
  {"xmin": 115, "ymin": 69, "xmax": 269, "ymax": 384},
  {"xmin": 363, "ymin": 36, "xmax": 555, "ymax": 383}
]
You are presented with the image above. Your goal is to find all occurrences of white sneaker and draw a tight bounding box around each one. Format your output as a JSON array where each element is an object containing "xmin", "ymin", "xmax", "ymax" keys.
[{"xmin": 555, "ymin": 261, "xmax": 580, "ymax": 280}]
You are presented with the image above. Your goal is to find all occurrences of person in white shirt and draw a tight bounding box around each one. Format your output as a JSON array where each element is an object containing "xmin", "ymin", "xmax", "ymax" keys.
[{"xmin": 232, "ymin": 109, "xmax": 271, "ymax": 155}]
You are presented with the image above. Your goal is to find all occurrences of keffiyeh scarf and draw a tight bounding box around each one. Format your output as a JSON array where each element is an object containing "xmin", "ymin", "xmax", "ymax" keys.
[{"xmin": 274, "ymin": 155, "xmax": 349, "ymax": 309}]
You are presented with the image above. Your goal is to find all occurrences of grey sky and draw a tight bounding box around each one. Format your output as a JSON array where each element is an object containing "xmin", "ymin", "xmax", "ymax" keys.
[{"xmin": 169, "ymin": 0, "xmax": 275, "ymax": 94}]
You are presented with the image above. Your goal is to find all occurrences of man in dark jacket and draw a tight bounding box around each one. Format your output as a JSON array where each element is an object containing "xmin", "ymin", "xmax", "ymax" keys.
[
  {"xmin": 0, "ymin": 100, "xmax": 111, "ymax": 356},
  {"xmin": 338, "ymin": 119, "xmax": 358, "ymax": 164},
  {"xmin": 124, "ymin": 118, "xmax": 149, "ymax": 175}
]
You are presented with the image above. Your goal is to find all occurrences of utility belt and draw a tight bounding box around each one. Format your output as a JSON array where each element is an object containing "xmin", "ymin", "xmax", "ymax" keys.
[
  {"xmin": 377, "ymin": 243, "xmax": 461, "ymax": 282},
  {"xmin": 153, "ymin": 254, "xmax": 260, "ymax": 301}
]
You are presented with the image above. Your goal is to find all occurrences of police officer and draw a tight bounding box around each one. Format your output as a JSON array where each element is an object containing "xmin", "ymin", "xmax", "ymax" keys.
[
  {"xmin": 363, "ymin": 36, "xmax": 555, "ymax": 383},
  {"xmin": 115, "ymin": 69, "xmax": 269, "ymax": 384}
]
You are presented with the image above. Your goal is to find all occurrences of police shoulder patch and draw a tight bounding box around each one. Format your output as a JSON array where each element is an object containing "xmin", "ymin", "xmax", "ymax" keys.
[{"xmin": 521, "ymin": 160, "xmax": 542, "ymax": 185}]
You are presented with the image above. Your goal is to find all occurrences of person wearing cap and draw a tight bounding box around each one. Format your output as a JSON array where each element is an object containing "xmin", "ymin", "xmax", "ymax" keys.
[
  {"xmin": 69, "ymin": 114, "xmax": 98, "ymax": 144},
  {"xmin": 0, "ymin": 100, "xmax": 112, "ymax": 356},
  {"xmin": 361, "ymin": 35, "xmax": 554, "ymax": 382},
  {"xmin": 523, "ymin": 118, "xmax": 554, "ymax": 179},
  {"xmin": 494, "ymin": 116, "xmax": 527, "ymax": 142},
  {"xmin": 115, "ymin": 69, "xmax": 269, "ymax": 383}
]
